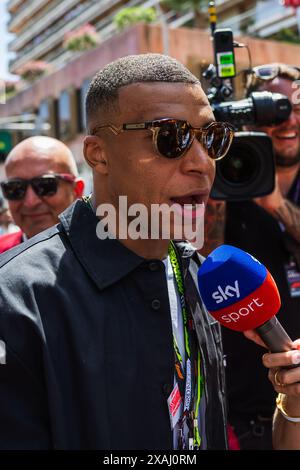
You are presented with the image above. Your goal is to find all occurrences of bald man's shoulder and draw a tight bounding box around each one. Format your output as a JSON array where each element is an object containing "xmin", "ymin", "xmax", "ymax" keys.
[{"xmin": 0, "ymin": 231, "xmax": 23, "ymax": 254}]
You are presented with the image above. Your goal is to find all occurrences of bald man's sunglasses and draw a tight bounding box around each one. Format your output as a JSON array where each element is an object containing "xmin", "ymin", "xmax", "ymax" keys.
[
  {"xmin": 1, "ymin": 173, "xmax": 76, "ymax": 201},
  {"xmin": 91, "ymin": 118, "xmax": 234, "ymax": 161}
]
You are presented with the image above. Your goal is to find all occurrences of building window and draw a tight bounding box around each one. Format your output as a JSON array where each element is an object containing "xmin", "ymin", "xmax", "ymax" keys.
[
  {"xmin": 16, "ymin": 109, "xmax": 36, "ymax": 142},
  {"xmin": 37, "ymin": 99, "xmax": 57, "ymax": 137},
  {"xmin": 58, "ymin": 88, "xmax": 77, "ymax": 141},
  {"xmin": 79, "ymin": 78, "xmax": 91, "ymax": 132}
]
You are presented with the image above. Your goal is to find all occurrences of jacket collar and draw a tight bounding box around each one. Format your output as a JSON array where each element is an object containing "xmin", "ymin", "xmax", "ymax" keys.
[
  {"xmin": 59, "ymin": 199, "xmax": 145, "ymax": 291},
  {"xmin": 59, "ymin": 199, "xmax": 198, "ymax": 291}
]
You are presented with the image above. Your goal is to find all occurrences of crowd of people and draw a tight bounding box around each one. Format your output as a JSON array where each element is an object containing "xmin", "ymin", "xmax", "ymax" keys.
[{"xmin": 0, "ymin": 53, "xmax": 299, "ymax": 450}]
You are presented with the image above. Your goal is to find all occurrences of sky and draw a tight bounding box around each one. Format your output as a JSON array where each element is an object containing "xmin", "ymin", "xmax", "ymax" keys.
[{"xmin": 0, "ymin": 0, "xmax": 14, "ymax": 80}]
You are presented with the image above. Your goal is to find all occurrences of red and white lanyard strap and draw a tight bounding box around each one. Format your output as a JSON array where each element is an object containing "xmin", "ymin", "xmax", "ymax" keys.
[{"xmin": 168, "ymin": 241, "xmax": 203, "ymax": 450}]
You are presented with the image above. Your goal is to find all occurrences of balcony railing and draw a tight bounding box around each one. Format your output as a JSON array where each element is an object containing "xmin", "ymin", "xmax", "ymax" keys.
[
  {"xmin": 9, "ymin": 0, "xmax": 124, "ymax": 73},
  {"xmin": 25, "ymin": 0, "xmax": 190, "ymax": 70},
  {"xmin": 9, "ymin": 0, "xmax": 250, "ymax": 74},
  {"xmin": 248, "ymin": 0, "xmax": 295, "ymax": 37},
  {"xmin": 216, "ymin": 0, "xmax": 255, "ymax": 13},
  {"xmin": 218, "ymin": 6, "xmax": 256, "ymax": 34},
  {"xmin": 8, "ymin": 0, "xmax": 26, "ymax": 13},
  {"xmin": 9, "ymin": 0, "xmax": 98, "ymax": 58},
  {"xmin": 9, "ymin": 0, "xmax": 81, "ymax": 52},
  {"xmin": 9, "ymin": 0, "xmax": 165, "ymax": 73},
  {"xmin": 8, "ymin": 0, "xmax": 52, "ymax": 32},
  {"xmin": 250, "ymin": 14, "xmax": 297, "ymax": 38},
  {"xmin": 255, "ymin": 0, "xmax": 289, "ymax": 23}
]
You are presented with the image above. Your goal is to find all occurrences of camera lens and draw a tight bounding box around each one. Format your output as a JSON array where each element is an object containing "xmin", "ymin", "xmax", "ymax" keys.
[
  {"xmin": 211, "ymin": 133, "xmax": 275, "ymax": 201},
  {"xmin": 252, "ymin": 91, "xmax": 292, "ymax": 125},
  {"xmin": 212, "ymin": 92, "xmax": 291, "ymax": 127},
  {"xmin": 217, "ymin": 143, "xmax": 260, "ymax": 185}
]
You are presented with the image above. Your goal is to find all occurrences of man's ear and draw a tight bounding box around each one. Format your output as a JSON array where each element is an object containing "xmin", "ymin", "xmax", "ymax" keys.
[
  {"xmin": 74, "ymin": 178, "xmax": 85, "ymax": 198},
  {"xmin": 83, "ymin": 135, "xmax": 108, "ymax": 175}
]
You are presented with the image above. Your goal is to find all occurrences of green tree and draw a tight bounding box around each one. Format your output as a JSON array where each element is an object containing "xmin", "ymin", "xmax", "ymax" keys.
[
  {"xmin": 161, "ymin": 0, "xmax": 209, "ymax": 28},
  {"xmin": 113, "ymin": 7, "xmax": 157, "ymax": 32}
]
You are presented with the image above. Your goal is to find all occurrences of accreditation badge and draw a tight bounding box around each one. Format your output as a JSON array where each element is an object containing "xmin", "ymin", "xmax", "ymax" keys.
[
  {"xmin": 167, "ymin": 382, "xmax": 182, "ymax": 430},
  {"xmin": 284, "ymin": 259, "xmax": 300, "ymax": 298}
]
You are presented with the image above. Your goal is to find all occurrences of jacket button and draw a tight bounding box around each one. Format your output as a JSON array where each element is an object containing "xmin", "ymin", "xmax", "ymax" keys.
[
  {"xmin": 149, "ymin": 262, "xmax": 159, "ymax": 271},
  {"xmin": 151, "ymin": 299, "xmax": 161, "ymax": 310}
]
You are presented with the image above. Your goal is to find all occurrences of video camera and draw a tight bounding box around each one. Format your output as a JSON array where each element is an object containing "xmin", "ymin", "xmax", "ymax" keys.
[{"xmin": 205, "ymin": 28, "xmax": 292, "ymax": 201}]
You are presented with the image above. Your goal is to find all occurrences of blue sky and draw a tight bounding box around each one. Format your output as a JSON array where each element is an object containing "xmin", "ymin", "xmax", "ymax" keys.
[{"xmin": 0, "ymin": 0, "xmax": 14, "ymax": 80}]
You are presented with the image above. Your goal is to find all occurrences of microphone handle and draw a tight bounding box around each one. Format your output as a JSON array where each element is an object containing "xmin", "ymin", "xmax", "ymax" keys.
[{"xmin": 256, "ymin": 317, "xmax": 293, "ymax": 353}]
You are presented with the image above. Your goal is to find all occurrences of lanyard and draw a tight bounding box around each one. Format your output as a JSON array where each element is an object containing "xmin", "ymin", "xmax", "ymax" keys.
[{"xmin": 168, "ymin": 241, "xmax": 203, "ymax": 450}]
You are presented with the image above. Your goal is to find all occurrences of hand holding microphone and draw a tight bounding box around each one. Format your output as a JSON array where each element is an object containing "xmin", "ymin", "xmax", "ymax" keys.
[
  {"xmin": 197, "ymin": 244, "xmax": 300, "ymax": 440},
  {"xmin": 197, "ymin": 244, "xmax": 293, "ymax": 353}
]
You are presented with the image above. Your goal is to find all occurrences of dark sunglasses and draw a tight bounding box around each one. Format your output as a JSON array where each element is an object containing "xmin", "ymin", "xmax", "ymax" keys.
[
  {"xmin": 246, "ymin": 64, "xmax": 300, "ymax": 90},
  {"xmin": 91, "ymin": 118, "xmax": 234, "ymax": 161},
  {"xmin": 252, "ymin": 64, "xmax": 281, "ymax": 81},
  {"xmin": 1, "ymin": 173, "xmax": 76, "ymax": 201}
]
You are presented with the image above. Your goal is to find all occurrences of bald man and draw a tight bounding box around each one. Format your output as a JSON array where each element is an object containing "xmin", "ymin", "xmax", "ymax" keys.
[{"xmin": 0, "ymin": 136, "xmax": 84, "ymax": 252}]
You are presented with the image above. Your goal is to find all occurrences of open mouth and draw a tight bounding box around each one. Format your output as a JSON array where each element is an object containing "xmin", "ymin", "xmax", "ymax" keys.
[
  {"xmin": 274, "ymin": 130, "xmax": 299, "ymax": 140},
  {"xmin": 170, "ymin": 194, "xmax": 205, "ymax": 219},
  {"xmin": 171, "ymin": 194, "xmax": 204, "ymax": 206}
]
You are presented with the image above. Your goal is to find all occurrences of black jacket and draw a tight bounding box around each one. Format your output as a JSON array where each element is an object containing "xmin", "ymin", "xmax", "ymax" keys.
[{"xmin": 0, "ymin": 200, "xmax": 227, "ymax": 450}]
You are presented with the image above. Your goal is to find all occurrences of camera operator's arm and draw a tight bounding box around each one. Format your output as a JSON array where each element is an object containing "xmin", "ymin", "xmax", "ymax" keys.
[
  {"xmin": 255, "ymin": 175, "xmax": 300, "ymax": 243},
  {"xmin": 201, "ymin": 198, "xmax": 226, "ymax": 257}
]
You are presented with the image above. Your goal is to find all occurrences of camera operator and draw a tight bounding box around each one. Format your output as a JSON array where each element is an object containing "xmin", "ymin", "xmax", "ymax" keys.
[{"xmin": 202, "ymin": 63, "xmax": 300, "ymax": 449}]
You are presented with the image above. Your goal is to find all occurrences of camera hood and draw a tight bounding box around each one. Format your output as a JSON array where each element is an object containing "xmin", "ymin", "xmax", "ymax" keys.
[{"xmin": 211, "ymin": 131, "xmax": 275, "ymax": 201}]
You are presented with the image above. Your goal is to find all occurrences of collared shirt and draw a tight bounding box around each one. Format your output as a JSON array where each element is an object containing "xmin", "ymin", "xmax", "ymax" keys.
[{"xmin": 0, "ymin": 199, "xmax": 227, "ymax": 449}]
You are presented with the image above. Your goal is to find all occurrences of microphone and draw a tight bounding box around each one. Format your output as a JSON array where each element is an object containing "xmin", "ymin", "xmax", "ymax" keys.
[{"xmin": 197, "ymin": 244, "xmax": 293, "ymax": 353}]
